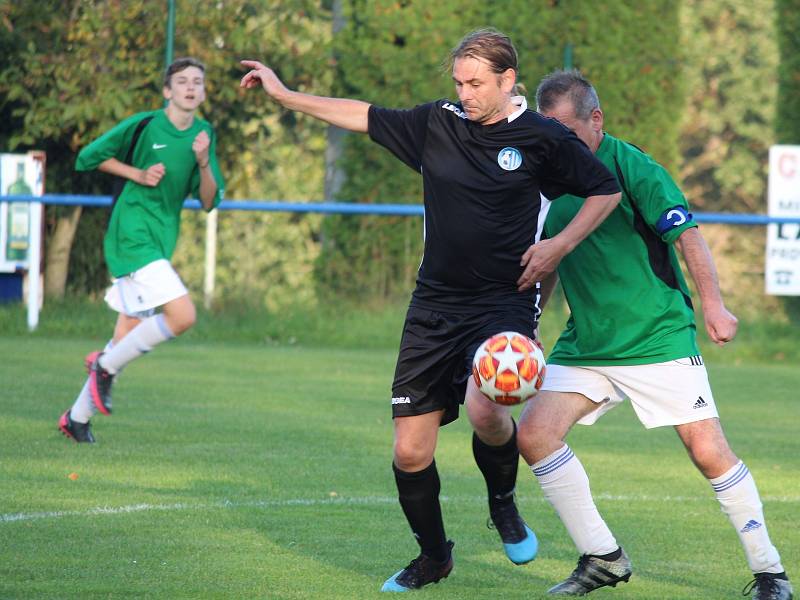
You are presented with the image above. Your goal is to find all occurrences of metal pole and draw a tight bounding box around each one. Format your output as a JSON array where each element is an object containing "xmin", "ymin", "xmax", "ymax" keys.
[
  {"xmin": 563, "ymin": 43, "xmax": 573, "ymax": 70},
  {"xmin": 165, "ymin": 0, "xmax": 176, "ymax": 66}
]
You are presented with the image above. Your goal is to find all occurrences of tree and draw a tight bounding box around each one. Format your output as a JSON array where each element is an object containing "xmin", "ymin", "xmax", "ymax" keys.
[
  {"xmin": 1, "ymin": 1, "xmax": 171, "ymax": 297},
  {"xmin": 774, "ymin": 0, "xmax": 800, "ymax": 319},
  {"xmin": 775, "ymin": 0, "xmax": 800, "ymax": 145},
  {"xmin": 679, "ymin": 0, "xmax": 781, "ymax": 317},
  {"xmin": 317, "ymin": 0, "xmax": 683, "ymax": 303},
  {"xmin": 0, "ymin": 1, "xmax": 333, "ymax": 309}
]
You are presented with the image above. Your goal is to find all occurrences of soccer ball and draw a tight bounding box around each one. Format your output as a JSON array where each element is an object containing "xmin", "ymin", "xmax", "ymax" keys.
[{"xmin": 472, "ymin": 331, "xmax": 546, "ymax": 406}]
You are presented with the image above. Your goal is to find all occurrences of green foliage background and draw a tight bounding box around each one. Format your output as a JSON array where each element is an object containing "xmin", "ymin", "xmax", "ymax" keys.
[
  {"xmin": 317, "ymin": 0, "xmax": 683, "ymax": 301},
  {"xmin": 775, "ymin": 0, "xmax": 800, "ymax": 145},
  {"xmin": 0, "ymin": 0, "xmax": 797, "ymax": 318},
  {"xmin": 774, "ymin": 0, "xmax": 800, "ymax": 320},
  {"xmin": 0, "ymin": 1, "xmax": 332, "ymax": 308}
]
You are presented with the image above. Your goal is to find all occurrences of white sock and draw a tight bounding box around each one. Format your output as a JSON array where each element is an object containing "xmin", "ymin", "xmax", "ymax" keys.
[
  {"xmin": 710, "ymin": 461, "xmax": 783, "ymax": 574},
  {"xmin": 70, "ymin": 340, "xmax": 115, "ymax": 423},
  {"xmin": 99, "ymin": 314, "xmax": 174, "ymax": 374},
  {"xmin": 532, "ymin": 444, "xmax": 618, "ymax": 556},
  {"xmin": 69, "ymin": 379, "xmax": 94, "ymax": 424}
]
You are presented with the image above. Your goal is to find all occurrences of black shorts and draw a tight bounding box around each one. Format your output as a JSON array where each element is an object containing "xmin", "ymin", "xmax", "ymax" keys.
[{"xmin": 391, "ymin": 304, "xmax": 539, "ymax": 426}]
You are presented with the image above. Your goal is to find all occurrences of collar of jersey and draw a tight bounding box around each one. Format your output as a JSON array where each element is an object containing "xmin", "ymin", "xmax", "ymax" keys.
[
  {"xmin": 596, "ymin": 131, "xmax": 613, "ymax": 159},
  {"xmin": 507, "ymin": 95, "xmax": 528, "ymax": 123},
  {"xmin": 154, "ymin": 109, "xmax": 201, "ymax": 137}
]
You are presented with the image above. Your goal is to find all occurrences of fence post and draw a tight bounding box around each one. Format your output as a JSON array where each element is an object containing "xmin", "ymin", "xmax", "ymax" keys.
[
  {"xmin": 26, "ymin": 201, "xmax": 42, "ymax": 331},
  {"xmin": 204, "ymin": 208, "xmax": 217, "ymax": 309}
]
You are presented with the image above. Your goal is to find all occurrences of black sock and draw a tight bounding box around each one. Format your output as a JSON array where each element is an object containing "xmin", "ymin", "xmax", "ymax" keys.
[
  {"xmin": 393, "ymin": 461, "xmax": 449, "ymax": 562},
  {"xmin": 592, "ymin": 547, "xmax": 622, "ymax": 562},
  {"xmin": 755, "ymin": 572, "xmax": 788, "ymax": 581},
  {"xmin": 473, "ymin": 419, "xmax": 519, "ymax": 510}
]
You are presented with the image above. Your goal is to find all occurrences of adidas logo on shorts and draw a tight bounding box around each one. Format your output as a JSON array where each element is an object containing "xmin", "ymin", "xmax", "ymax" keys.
[{"xmin": 693, "ymin": 396, "xmax": 708, "ymax": 409}]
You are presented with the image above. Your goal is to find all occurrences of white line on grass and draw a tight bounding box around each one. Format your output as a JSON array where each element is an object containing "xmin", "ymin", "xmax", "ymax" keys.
[{"xmin": 2, "ymin": 493, "xmax": 797, "ymax": 525}]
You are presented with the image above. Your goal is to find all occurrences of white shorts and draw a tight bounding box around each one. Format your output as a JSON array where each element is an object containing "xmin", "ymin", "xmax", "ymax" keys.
[
  {"xmin": 104, "ymin": 259, "xmax": 188, "ymax": 318},
  {"xmin": 541, "ymin": 357, "xmax": 718, "ymax": 429}
]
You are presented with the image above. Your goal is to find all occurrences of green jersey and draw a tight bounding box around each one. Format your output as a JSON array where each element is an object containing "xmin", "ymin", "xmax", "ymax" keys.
[
  {"xmin": 76, "ymin": 109, "xmax": 224, "ymax": 277},
  {"xmin": 545, "ymin": 133, "xmax": 698, "ymax": 365}
]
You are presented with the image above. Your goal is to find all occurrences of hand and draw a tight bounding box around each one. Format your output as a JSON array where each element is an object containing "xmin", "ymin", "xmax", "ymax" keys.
[
  {"xmin": 240, "ymin": 60, "xmax": 290, "ymax": 100},
  {"xmin": 703, "ymin": 304, "xmax": 738, "ymax": 346},
  {"xmin": 517, "ymin": 238, "xmax": 569, "ymax": 291},
  {"xmin": 138, "ymin": 163, "xmax": 165, "ymax": 187},
  {"xmin": 192, "ymin": 131, "xmax": 210, "ymax": 167}
]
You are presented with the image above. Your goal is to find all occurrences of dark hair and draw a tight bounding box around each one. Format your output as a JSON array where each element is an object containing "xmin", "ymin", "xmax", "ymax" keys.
[
  {"xmin": 536, "ymin": 69, "xmax": 600, "ymax": 119},
  {"xmin": 449, "ymin": 28, "xmax": 518, "ymax": 75},
  {"xmin": 164, "ymin": 57, "xmax": 206, "ymax": 88}
]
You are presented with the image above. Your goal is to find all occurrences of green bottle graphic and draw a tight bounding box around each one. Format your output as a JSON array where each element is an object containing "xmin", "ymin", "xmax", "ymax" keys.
[{"xmin": 6, "ymin": 161, "xmax": 31, "ymax": 262}]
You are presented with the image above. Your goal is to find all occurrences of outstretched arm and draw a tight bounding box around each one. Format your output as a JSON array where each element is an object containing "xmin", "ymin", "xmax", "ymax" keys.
[
  {"xmin": 676, "ymin": 227, "xmax": 737, "ymax": 345},
  {"xmin": 240, "ymin": 60, "xmax": 370, "ymax": 133},
  {"xmin": 517, "ymin": 192, "xmax": 621, "ymax": 290}
]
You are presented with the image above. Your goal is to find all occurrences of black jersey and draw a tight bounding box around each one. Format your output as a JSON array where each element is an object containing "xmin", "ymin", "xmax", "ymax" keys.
[{"xmin": 368, "ymin": 99, "xmax": 619, "ymax": 312}]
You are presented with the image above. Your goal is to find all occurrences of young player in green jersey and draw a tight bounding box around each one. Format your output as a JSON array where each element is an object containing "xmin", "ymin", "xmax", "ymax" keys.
[
  {"xmin": 516, "ymin": 70, "xmax": 792, "ymax": 600},
  {"xmin": 58, "ymin": 57, "xmax": 224, "ymax": 444}
]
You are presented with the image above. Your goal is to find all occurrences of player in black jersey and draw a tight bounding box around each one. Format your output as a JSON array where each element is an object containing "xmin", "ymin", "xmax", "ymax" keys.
[{"xmin": 241, "ymin": 29, "xmax": 621, "ymax": 592}]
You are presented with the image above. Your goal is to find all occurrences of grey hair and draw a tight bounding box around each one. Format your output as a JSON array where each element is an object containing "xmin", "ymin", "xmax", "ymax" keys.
[{"xmin": 535, "ymin": 69, "xmax": 600, "ymax": 119}]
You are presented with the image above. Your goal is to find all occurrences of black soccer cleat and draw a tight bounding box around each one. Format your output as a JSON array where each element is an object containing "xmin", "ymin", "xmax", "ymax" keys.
[
  {"xmin": 488, "ymin": 501, "xmax": 538, "ymax": 564},
  {"xmin": 58, "ymin": 410, "xmax": 95, "ymax": 443},
  {"xmin": 86, "ymin": 351, "xmax": 113, "ymax": 415},
  {"xmin": 742, "ymin": 572, "xmax": 794, "ymax": 600},
  {"xmin": 381, "ymin": 540, "xmax": 454, "ymax": 592},
  {"xmin": 548, "ymin": 548, "xmax": 632, "ymax": 596}
]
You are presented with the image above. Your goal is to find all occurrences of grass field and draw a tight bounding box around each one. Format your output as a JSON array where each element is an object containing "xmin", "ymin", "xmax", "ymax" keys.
[{"xmin": 0, "ymin": 323, "xmax": 797, "ymax": 599}]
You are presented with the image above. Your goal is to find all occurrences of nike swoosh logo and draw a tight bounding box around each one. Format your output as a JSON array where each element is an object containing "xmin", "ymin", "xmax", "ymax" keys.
[{"xmin": 152, "ymin": 143, "xmax": 167, "ymax": 149}]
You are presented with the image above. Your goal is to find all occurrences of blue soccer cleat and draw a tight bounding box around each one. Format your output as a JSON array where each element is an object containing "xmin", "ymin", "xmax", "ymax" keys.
[
  {"xmin": 381, "ymin": 541, "xmax": 454, "ymax": 592},
  {"xmin": 489, "ymin": 502, "xmax": 538, "ymax": 564}
]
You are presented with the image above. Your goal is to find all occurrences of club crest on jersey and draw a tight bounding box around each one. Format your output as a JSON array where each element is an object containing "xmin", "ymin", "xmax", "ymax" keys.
[{"xmin": 498, "ymin": 147, "xmax": 522, "ymax": 171}]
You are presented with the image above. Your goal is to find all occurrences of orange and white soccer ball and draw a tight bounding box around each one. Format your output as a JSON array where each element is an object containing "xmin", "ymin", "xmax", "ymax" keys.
[{"xmin": 472, "ymin": 331, "xmax": 546, "ymax": 406}]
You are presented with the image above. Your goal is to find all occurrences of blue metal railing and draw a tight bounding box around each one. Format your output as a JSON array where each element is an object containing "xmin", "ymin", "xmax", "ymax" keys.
[{"xmin": 2, "ymin": 194, "xmax": 800, "ymax": 224}]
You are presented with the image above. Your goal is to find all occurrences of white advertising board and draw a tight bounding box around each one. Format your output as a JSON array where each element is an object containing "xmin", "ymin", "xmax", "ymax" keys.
[
  {"xmin": 766, "ymin": 145, "xmax": 800, "ymax": 295},
  {"xmin": 0, "ymin": 153, "xmax": 43, "ymax": 272}
]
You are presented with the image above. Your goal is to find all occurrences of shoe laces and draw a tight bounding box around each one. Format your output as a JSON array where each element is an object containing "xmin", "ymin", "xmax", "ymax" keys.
[
  {"xmin": 397, "ymin": 552, "xmax": 445, "ymax": 587},
  {"xmin": 742, "ymin": 573, "xmax": 782, "ymax": 598},
  {"xmin": 570, "ymin": 555, "xmax": 593, "ymax": 577}
]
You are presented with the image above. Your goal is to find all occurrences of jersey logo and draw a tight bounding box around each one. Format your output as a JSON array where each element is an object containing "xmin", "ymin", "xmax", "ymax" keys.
[
  {"xmin": 152, "ymin": 143, "xmax": 168, "ymax": 150},
  {"xmin": 441, "ymin": 102, "xmax": 467, "ymax": 119},
  {"xmin": 656, "ymin": 205, "xmax": 692, "ymax": 234},
  {"xmin": 498, "ymin": 147, "xmax": 522, "ymax": 171}
]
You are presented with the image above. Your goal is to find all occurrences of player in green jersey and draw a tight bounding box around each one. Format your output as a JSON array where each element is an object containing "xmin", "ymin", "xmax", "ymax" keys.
[
  {"xmin": 58, "ymin": 57, "xmax": 224, "ymax": 444},
  {"xmin": 516, "ymin": 70, "xmax": 792, "ymax": 600}
]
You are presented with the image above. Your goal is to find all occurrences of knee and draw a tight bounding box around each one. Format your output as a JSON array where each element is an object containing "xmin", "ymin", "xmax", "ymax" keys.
[
  {"xmin": 687, "ymin": 439, "xmax": 737, "ymax": 478},
  {"xmin": 164, "ymin": 303, "xmax": 196, "ymax": 335},
  {"xmin": 394, "ymin": 438, "xmax": 433, "ymax": 472},
  {"xmin": 472, "ymin": 408, "xmax": 512, "ymax": 442},
  {"xmin": 517, "ymin": 416, "xmax": 560, "ymax": 464}
]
